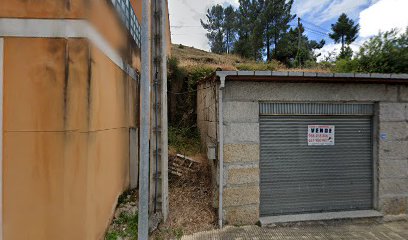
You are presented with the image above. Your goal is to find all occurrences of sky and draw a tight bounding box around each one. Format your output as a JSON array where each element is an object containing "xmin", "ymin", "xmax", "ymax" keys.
[{"xmin": 168, "ymin": 0, "xmax": 408, "ymax": 61}]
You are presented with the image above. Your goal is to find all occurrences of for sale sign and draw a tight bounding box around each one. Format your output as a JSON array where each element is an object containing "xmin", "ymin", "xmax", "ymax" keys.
[{"xmin": 308, "ymin": 125, "xmax": 335, "ymax": 146}]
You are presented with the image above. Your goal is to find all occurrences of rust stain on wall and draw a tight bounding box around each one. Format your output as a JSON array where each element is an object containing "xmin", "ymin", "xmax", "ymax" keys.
[{"xmin": 2, "ymin": 37, "xmax": 138, "ymax": 239}]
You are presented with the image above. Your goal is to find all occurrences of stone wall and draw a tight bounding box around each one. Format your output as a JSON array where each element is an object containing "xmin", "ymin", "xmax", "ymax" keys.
[
  {"xmin": 378, "ymin": 103, "xmax": 408, "ymax": 215},
  {"xmin": 197, "ymin": 81, "xmax": 219, "ymax": 151},
  {"xmin": 197, "ymin": 80, "xmax": 219, "ymax": 207},
  {"xmin": 218, "ymin": 80, "xmax": 408, "ymax": 225}
]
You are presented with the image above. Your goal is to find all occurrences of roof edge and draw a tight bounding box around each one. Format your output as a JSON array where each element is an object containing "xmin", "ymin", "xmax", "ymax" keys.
[{"xmin": 214, "ymin": 71, "xmax": 408, "ymax": 80}]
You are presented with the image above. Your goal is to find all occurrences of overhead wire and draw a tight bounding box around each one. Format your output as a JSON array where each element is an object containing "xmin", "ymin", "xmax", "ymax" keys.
[{"xmin": 299, "ymin": 19, "xmax": 363, "ymax": 48}]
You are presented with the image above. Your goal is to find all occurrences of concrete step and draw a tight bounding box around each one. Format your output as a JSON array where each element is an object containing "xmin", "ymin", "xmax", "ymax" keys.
[{"xmin": 260, "ymin": 210, "xmax": 383, "ymax": 226}]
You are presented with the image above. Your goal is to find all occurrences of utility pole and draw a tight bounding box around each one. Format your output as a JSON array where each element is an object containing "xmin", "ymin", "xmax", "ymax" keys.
[
  {"xmin": 295, "ymin": 17, "xmax": 301, "ymax": 68},
  {"xmin": 138, "ymin": 0, "xmax": 151, "ymax": 239}
]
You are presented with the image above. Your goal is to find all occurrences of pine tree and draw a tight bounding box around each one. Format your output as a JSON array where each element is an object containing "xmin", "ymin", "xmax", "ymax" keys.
[
  {"xmin": 262, "ymin": 0, "xmax": 295, "ymax": 61},
  {"xmin": 223, "ymin": 5, "xmax": 236, "ymax": 54},
  {"xmin": 329, "ymin": 13, "xmax": 359, "ymax": 59},
  {"xmin": 201, "ymin": 5, "xmax": 225, "ymax": 53},
  {"xmin": 275, "ymin": 23, "xmax": 325, "ymax": 66},
  {"xmin": 233, "ymin": 0, "xmax": 263, "ymax": 60}
]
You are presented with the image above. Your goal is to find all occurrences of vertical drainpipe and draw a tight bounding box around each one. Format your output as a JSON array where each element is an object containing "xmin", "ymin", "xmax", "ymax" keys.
[
  {"xmin": 216, "ymin": 72, "xmax": 226, "ymax": 228},
  {"xmin": 0, "ymin": 38, "xmax": 4, "ymax": 240},
  {"xmin": 160, "ymin": 0, "xmax": 169, "ymax": 221},
  {"xmin": 138, "ymin": 0, "xmax": 151, "ymax": 239}
]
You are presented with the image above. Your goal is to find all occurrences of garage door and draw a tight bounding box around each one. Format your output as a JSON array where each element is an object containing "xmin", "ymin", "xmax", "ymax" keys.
[{"xmin": 259, "ymin": 102, "xmax": 374, "ymax": 217}]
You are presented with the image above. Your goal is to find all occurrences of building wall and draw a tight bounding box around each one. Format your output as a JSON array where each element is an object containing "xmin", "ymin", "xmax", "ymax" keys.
[
  {"xmin": 2, "ymin": 37, "xmax": 138, "ymax": 239},
  {"xmin": 200, "ymin": 80, "xmax": 408, "ymax": 225},
  {"xmin": 0, "ymin": 0, "xmax": 141, "ymax": 69},
  {"xmin": 0, "ymin": 0, "xmax": 153, "ymax": 239},
  {"xmin": 0, "ymin": 0, "xmax": 86, "ymax": 19},
  {"xmin": 197, "ymin": 80, "xmax": 219, "ymax": 206},
  {"xmin": 197, "ymin": 81, "xmax": 219, "ymax": 151},
  {"xmin": 378, "ymin": 102, "xmax": 408, "ymax": 215}
]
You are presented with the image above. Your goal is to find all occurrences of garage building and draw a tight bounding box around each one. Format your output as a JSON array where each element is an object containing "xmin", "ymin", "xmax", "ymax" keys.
[{"xmin": 197, "ymin": 71, "xmax": 408, "ymax": 226}]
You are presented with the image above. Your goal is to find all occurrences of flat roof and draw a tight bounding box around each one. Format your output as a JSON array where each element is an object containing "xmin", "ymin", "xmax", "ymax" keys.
[{"xmin": 200, "ymin": 71, "xmax": 408, "ymax": 84}]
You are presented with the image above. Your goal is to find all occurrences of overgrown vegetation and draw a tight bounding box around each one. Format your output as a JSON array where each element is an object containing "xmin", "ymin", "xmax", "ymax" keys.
[
  {"xmin": 327, "ymin": 28, "xmax": 408, "ymax": 73},
  {"xmin": 106, "ymin": 212, "xmax": 138, "ymax": 240},
  {"xmin": 105, "ymin": 190, "xmax": 138, "ymax": 240},
  {"xmin": 152, "ymin": 153, "xmax": 215, "ymax": 240},
  {"xmin": 168, "ymin": 127, "xmax": 201, "ymax": 155},
  {"xmin": 168, "ymin": 43, "xmax": 329, "ymax": 148},
  {"xmin": 168, "ymin": 43, "xmax": 293, "ymax": 151}
]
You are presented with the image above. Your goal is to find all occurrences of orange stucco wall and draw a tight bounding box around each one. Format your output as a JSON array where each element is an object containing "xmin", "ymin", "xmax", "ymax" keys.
[
  {"xmin": 0, "ymin": 0, "xmax": 140, "ymax": 21},
  {"xmin": 2, "ymin": 37, "xmax": 138, "ymax": 240},
  {"xmin": 0, "ymin": 0, "xmax": 85, "ymax": 19},
  {"xmin": 0, "ymin": 0, "xmax": 142, "ymax": 71}
]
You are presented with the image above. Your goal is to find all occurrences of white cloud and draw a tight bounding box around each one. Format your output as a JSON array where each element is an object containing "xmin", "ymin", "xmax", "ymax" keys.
[
  {"xmin": 169, "ymin": 0, "xmax": 408, "ymax": 53},
  {"xmin": 294, "ymin": 0, "xmax": 368, "ymax": 24},
  {"xmin": 316, "ymin": 0, "xmax": 369, "ymax": 24},
  {"xmin": 168, "ymin": 0, "xmax": 239, "ymax": 51},
  {"xmin": 359, "ymin": 0, "xmax": 408, "ymax": 37},
  {"xmin": 293, "ymin": 0, "xmax": 331, "ymax": 18},
  {"xmin": 316, "ymin": 38, "xmax": 365, "ymax": 62}
]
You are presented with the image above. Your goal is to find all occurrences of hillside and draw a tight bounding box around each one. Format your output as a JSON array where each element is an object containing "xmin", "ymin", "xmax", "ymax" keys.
[
  {"xmin": 167, "ymin": 44, "xmax": 330, "ymax": 130},
  {"xmin": 171, "ymin": 44, "xmax": 282, "ymax": 71},
  {"xmin": 170, "ymin": 44, "xmax": 330, "ymax": 72}
]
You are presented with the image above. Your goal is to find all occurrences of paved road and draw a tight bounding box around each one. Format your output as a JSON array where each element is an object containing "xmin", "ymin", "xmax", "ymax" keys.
[{"xmin": 182, "ymin": 221, "xmax": 408, "ymax": 240}]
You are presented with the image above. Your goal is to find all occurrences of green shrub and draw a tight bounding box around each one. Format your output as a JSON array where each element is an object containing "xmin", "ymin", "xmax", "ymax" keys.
[
  {"xmin": 168, "ymin": 127, "xmax": 201, "ymax": 155},
  {"xmin": 334, "ymin": 59, "xmax": 360, "ymax": 73}
]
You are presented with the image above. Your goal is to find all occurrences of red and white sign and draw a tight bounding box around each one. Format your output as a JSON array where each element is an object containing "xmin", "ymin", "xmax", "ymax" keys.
[{"xmin": 308, "ymin": 125, "xmax": 335, "ymax": 146}]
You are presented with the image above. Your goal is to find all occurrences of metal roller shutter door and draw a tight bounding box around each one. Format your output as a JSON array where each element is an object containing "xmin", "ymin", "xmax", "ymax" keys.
[{"xmin": 259, "ymin": 103, "xmax": 374, "ymax": 217}]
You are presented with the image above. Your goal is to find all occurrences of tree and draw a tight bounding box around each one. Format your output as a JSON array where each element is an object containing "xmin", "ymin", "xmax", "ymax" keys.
[
  {"xmin": 201, "ymin": 5, "xmax": 225, "ymax": 53},
  {"xmin": 329, "ymin": 13, "xmax": 359, "ymax": 59},
  {"xmin": 223, "ymin": 5, "xmax": 236, "ymax": 54},
  {"xmin": 261, "ymin": 0, "xmax": 295, "ymax": 61},
  {"xmin": 233, "ymin": 0, "xmax": 264, "ymax": 60},
  {"xmin": 357, "ymin": 28, "xmax": 408, "ymax": 73},
  {"xmin": 275, "ymin": 23, "xmax": 325, "ymax": 66}
]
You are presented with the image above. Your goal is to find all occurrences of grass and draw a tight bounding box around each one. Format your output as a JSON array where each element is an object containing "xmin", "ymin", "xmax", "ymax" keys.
[
  {"xmin": 168, "ymin": 127, "xmax": 201, "ymax": 156},
  {"xmin": 172, "ymin": 44, "xmax": 283, "ymax": 72},
  {"xmin": 173, "ymin": 228, "xmax": 184, "ymax": 239},
  {"xmin": 172, "ymin": 44, "xmax": 243, "ymax": 71},
  {"xmin": 105, "ymin": 212, "xmax": 138, "ymax": 240},
  {"xmin": 105, "ymin": 231, "xmax": 120, "ymax": 240},
  {"xmin": 171, "ymin": 44, "xmax": 331, "ymax": 72},
  {"xmin": 105, "ymin": 190, "xmax": 138, "ymax": 240}
]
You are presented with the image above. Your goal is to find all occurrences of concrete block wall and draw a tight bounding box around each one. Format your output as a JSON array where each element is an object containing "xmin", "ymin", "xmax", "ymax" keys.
[
  {"xmin": 222, "ymin": 100, "xmax": 260, "ymax": 225},
  {"xmin": 218, "ymin": 80, "xmax": 408, "ymax": 225},
  {"xmin": 378, "ymin": 103, "xmax": 408, "ymax": 215}
]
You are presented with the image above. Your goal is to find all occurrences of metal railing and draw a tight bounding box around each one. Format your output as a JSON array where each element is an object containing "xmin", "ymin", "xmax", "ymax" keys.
[{"xmin": 111, "ymin": 0, "xmax": 141, "ymax": 47}]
